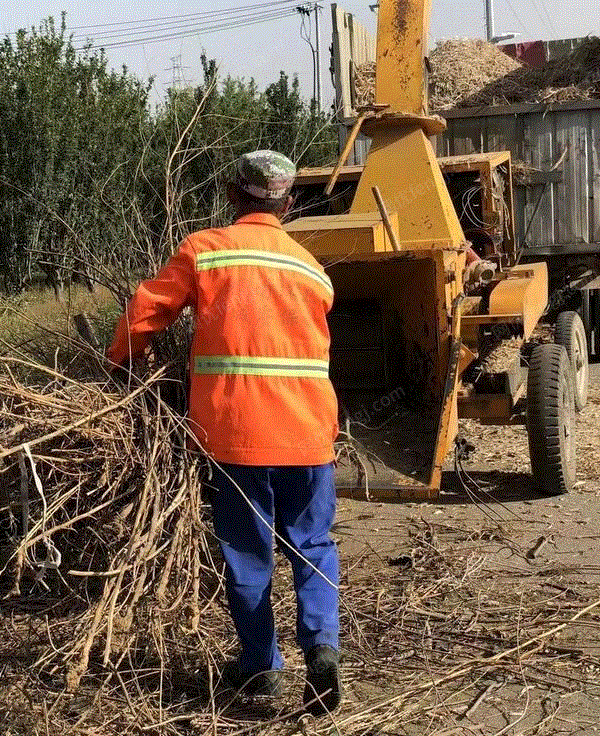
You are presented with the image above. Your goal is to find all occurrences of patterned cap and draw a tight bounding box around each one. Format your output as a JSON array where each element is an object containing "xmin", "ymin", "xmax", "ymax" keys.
[{"xmin": 236, "ymin": 150, "xmax": 296, "ymax": 200}]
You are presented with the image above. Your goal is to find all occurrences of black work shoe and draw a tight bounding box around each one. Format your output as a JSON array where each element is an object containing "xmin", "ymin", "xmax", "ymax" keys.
[
  {"xmin": 221, "ymin": 660, "xmax": 283, "ymax": 697},
  {"xmin": 303, "ymin": 645, "xmax": 342, "ymax": 716}
]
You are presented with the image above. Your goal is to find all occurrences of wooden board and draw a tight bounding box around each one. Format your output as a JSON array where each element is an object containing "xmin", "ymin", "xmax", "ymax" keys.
[
  {"xmin": 554, "ymin": 111, "xmax": 589, "ymax": 244},
  {"xmin": 331, "ymin": 4, "xmax": 376, "ymax": 123},
  {"xmin": 438, "ymin": 107, "xmax": 600, "ymax": 249},
  {"xmin": 522, "ymin": 111, "xmax": 555, "ymax": 247},
  {"xmin": 445, "ymin": 117, "xmax": 482, "ymax": 156}
]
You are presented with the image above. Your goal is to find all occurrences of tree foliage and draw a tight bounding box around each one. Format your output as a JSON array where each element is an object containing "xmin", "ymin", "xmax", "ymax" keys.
[
  {"xmin": 0, "ymin": 16, "xmax": 152, "ymax": 293},
  {"xmin": 148, "ymin": 56, "xmax": 336, "ymax": 251},
  {"xmin": 0, "ymin": 22, "xmax": 336, "ymax": 294}
]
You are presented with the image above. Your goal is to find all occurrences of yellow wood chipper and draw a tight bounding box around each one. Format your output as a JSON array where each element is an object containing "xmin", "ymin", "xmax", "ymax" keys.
[{"xmin": 284, "ymin": 0, "xmax": 588, "ymax": 501}]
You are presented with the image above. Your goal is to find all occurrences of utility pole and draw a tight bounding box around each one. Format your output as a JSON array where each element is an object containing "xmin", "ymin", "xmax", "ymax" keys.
[
  {"xmin": 485, "ymin": 0, "xmax": 494, "ymax": 41},
  {"xmin": 296, "ymin": 3, "xmax": 322, "ymax": 108},
  {"xmin": 167, "ymin": 54, "xmax": 189, "ymax": 89},
  {"xmin": 484, "ymin": 0, "xmax": 517, "ymax": 43},
  {"xmin": 314, "ymin": 3, "xmax": 322, "ymax": 110}
]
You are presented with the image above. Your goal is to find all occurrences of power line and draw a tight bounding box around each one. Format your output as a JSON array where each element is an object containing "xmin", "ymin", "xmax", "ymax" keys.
[
  {"xmin": 524, "ymin": 0, "xmax": 558, "ymax": 36},
  {"xmin": 499, "ymin": 0, "xmax": 533, "ymax": 37},
  {"xmin": 5, "ymin": 0, "xmax": 297, "ymax": 36},
  {"xmin": 75, "ymin": 9, "xmax": 299, "ymax": 51},
  {"xmin": 70, "ymin": 0, "xmax": 297, "ymax": 30},
  {"xmin": 531, "ymin": 0, "xmax": 559, "ymax": 36},
  {"xmin": 71, "ymin": 6, "xmax": 298, "ymax": 43},
  {"xmin": 70, "ymin": 0, "xmax": 298, "ymax": 40},
  {"xmin": 297, "ymin": 4, "xmax": 317, "ymax": 102}
]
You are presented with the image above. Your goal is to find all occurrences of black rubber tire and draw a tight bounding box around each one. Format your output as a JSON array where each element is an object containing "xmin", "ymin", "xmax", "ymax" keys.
[
  {"xmin": 554, "ymin": 310, "xmax": 589, "ymax": 411},
  {"xmin": 527, "ymin": 343, "xmax": 576, "ymax": 496}
]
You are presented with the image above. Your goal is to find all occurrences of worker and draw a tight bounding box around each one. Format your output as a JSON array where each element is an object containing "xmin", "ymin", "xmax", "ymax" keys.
[{"xmin": 107, "ymin": 150, "xmax": 342, "ymax": 716}]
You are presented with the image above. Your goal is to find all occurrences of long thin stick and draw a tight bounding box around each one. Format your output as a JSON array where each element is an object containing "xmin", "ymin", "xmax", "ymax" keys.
[
  {"xmin": 324, "ymin": 112, "xmax": 367, "ymax": 196},
  {"xmin": 0, "ymin": 367, "xmax": 166, "ymax": 462},
  {"xmin": 372, "ymin": 186, "xmax": 400, "ymax": 252},
  {"xmin": 459, "ymin": 682, "xmax": 499, "ymax": 720},
  {"xmin": 16, "ymin": 451, "xmax": 29, "ymax": 539}
]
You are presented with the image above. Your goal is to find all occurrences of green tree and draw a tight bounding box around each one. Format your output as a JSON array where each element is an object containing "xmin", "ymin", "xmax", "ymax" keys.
[
  {"xmin": 146, "ymin": 58, "xmax": 336, "ymax": 258},
  {"xmin": 263, "ymin": 71, "xmax": 335, "ymax": 166},
  {"xmin": 0, "ymin": 22, "xmax": 336, "ymax": 295},
  {"xmin": 0, "ymin": 16, "xmax": 151, "ymax": 293}
]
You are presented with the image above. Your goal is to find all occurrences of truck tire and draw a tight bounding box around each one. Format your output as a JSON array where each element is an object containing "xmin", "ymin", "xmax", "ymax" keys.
[
  {"xmin": 527, "ymin": 343, "xmax": 576, "ymax": 496},
  {"xmin": 554, "ymin": 310, "xmax": 588, "ymax": 411}
]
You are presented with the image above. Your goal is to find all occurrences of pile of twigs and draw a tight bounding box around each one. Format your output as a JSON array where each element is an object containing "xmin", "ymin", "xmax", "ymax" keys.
[{"xmin": 0, "ymin": 354, "xmax": 220, "ymax": 695}]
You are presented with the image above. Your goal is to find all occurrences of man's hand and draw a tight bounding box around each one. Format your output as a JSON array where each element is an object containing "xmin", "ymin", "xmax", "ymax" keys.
[{"xmin": 106, "ymin": 343, "xmax": 156, "ymax": 387}]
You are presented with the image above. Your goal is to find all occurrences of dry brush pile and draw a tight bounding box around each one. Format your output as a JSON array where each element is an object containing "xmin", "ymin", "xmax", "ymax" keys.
[{"xmin": 0, "ymin": 348, "xmax": 220, "ymax": 669}]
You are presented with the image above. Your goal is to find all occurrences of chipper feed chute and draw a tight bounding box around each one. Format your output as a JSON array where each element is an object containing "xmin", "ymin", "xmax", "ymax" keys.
[
  {"xmin": 285, "ymin": 0, "xmax": 550, "ymax": 500},
  {"xmin": 285, "ymin": 0, "xmax": 466, "ymax": 500}
]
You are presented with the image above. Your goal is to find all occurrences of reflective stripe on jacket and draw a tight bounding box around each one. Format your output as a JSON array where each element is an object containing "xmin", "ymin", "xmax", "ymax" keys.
[{"xmin": 107, "ymin": 213, "xmax": 338, "ymax": 465}]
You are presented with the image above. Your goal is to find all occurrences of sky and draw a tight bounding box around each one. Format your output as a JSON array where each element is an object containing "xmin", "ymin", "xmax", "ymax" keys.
[{"xmin": 1, "ymin": 0, "xmax": 598, "ymax": 107}]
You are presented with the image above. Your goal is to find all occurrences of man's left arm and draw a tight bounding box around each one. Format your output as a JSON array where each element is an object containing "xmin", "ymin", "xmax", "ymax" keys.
[{"xmin": 107, "ymin": 238, "xmax": 197, "ymax": 368}]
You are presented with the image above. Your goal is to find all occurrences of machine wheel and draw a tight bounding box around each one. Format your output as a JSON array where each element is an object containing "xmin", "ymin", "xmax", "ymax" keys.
[
  {"xmin": 554, "ymin": 310, "xmax": 589, "ymax": 411},
  {"xmin": 527, "ymin": 343, "xmax": 576, "ymax": 496}
]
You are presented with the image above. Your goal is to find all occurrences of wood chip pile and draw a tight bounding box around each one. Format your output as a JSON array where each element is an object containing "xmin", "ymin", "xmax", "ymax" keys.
[
  {"xmin": 467, "ymin": 36, "xmax": 600, "ymax": 107},
  {"xmin": 428, "ymin": 39, "xmax": 521, "ymax": 110},
  {"xmin": 353, "ymin": 36, "xmax": 600, "ymax": 112},
  {"xmin": 353, "ymin": 60, "xmax": 377, "ymax": 110}
]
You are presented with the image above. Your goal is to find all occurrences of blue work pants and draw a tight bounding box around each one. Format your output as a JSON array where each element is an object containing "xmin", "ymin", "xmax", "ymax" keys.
[{"xmin": 208, "ymin": 462, "xmax": 339, "ymax": 673}]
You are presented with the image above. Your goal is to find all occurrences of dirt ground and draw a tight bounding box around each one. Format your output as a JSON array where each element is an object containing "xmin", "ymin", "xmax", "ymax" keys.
[{"xmin": 326, "ymin": 364, "xmax": 600, "ymax": 735}]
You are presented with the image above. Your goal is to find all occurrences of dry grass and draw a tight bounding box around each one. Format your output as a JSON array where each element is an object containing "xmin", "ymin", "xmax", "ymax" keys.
[
  {"xmin": 0, "ymin": 284, "xmax": 117, "ymax": 331},
  {"xmin": 0, "ymin": 286, "xmax": 120, "ymax": 374}
]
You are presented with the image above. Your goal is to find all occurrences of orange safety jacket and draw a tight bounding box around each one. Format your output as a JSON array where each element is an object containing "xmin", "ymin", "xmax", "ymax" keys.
[{"xmin": 107, "ymin": 213, "xmax": 339, "ymax": 466}]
